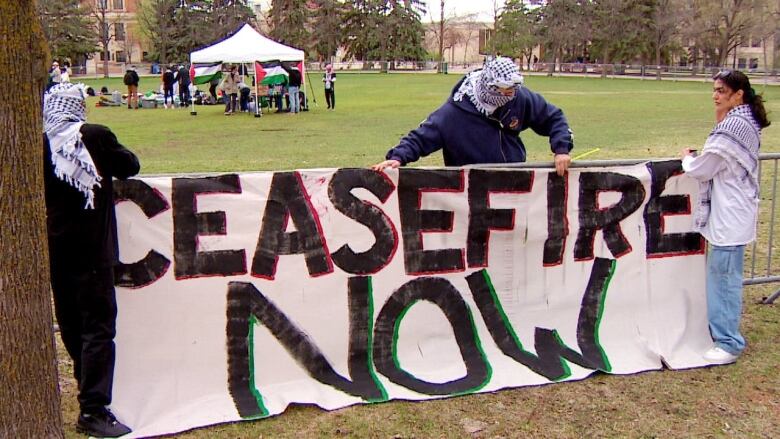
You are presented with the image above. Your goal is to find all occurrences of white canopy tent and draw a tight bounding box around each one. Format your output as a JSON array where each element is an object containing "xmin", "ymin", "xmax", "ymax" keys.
[
  {"xmin": 190, "ymin": 24, "xmax": 304, "ymax": 64},
  {"xmin": 189, "ymin": 24, "xmax": 307, "ymax": 116}
]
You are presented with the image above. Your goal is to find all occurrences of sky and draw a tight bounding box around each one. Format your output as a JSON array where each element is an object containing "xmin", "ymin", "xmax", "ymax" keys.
[
  {"xmin": 252, "ymin": 1, "xmax": 498, "ymax": 22},
  {"xmin": 428, "ymin": 0, "xmax": 496, "ymax": 21}
]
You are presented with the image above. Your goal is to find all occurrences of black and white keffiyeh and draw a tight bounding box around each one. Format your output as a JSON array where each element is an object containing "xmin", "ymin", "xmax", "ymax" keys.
[
  {"xmin": 44, "ymin": 82, "xmax": 101, "ymax": 209},
  {"xmin": 453, "ymin": 57, "xmax": 524, "ymax": 115},
  {"xmin": 694, "ymin": 104, "xmax": 761, "ymax": 228}
]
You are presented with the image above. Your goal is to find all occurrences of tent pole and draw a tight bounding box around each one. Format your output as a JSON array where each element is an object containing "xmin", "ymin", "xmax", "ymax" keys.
[
  {"xmin": 305, "ymin": 68, "xmax": 318, "ymax": 107},
  {"xmin": 189, "ymin": 84, "xmax": 197, "ymax": 116}
]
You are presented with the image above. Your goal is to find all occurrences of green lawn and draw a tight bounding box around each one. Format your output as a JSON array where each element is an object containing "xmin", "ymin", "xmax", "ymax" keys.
[
  {"xmin": 79, "ymin": 73, "xmax": 780, "ymax": 175},
  {"xmin": 58, "ymin": 73, "xmax": 780, "ymax": 438}
]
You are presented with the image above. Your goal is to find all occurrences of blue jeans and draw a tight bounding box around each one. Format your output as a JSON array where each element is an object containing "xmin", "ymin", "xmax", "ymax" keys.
[
  {"xmin": 706, "ymin": 244, "xmax": 746, "ymax": 355},
  {"xmin": 289, "ymin": 86, "xmax": 300, "ymax": 113}
]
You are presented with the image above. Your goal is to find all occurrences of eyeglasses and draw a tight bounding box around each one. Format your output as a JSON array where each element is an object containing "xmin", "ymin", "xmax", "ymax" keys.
[{"xmin": 713, "ymin": 69, "xmax": 732, "ymax": 80}]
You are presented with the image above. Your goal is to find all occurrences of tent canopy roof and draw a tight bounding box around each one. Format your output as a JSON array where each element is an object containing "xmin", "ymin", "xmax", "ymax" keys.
[{"xmin": 190, "ymin": 24, "xmax": 304, "ymax": 64}]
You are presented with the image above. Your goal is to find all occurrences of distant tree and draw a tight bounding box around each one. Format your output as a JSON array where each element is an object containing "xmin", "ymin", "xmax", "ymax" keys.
[
  {"xmin": 210, "ymin": 0, "xmax": 256, "ymax": 40},
  {"xmin": 649, "ymin": 0, "xmax": 685, "ymax": 77},
  {"xmin": 682, "ymin": 0, "xmax": 762, "ymax": 67},
  {"xmin": 590, "ymin": 0, "xmax": 655, "ymax": 67},
  {"xmin": 37, "ymin": 0, "xmax": 98, "ymax": 63},
  {"xmin": 539, "ymin": 0, "xmax": 591, "ymax": 71},
  {"xmin": 455, "ymin": 14, "xmax": 486, "ymax": 65},
  {"xmin": 137, "ymin": 0, "xmax": 179, "ymax": 64},
  {"xmin": 0, "ymin": 1, "xmax": 64, "ymax": 437},
  {"xmin": 88, "ymin": 0, "xmax": 127, "ymax": 77},
  {"xmin": 493, "ymin": 0, "xmax": 538, "ymax": 66},
  {"xmin": 310, "ymin": 0, "xmax": 349, "ymax": 61},
  {"xmin": 344, "ymin": 0, "xmax": 426, "ymax": 64},
  {"xmin": 269, "ymin": 0, "xmax": 310, "ymax": 50},
  {"xmin": 750, "ymin": 0, "xmax": 780, "ymax": 73}
]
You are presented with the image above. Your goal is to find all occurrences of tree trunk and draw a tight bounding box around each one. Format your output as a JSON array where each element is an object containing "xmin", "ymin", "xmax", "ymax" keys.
[
  {"xmin": 438, "ymin": 0, "xmax": 445, "ymax": 73},
  {"xmin": 0, "ymin": 2, "xmax": 65, "ymax": 438},
  {"xmin": 103, "ymin": 46, "xmax": 110, "ymax": 78},
  {"xmin": 655, "ymin": 43, "xmax": 662, "ymax": 80}
]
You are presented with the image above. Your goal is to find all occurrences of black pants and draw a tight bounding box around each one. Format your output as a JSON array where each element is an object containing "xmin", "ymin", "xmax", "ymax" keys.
[
  {"xmin": 325, "ymin": 88, "xmax": 335, "ymax": 109},
  {"xmin": 50, "ymin": 263, "xmax": 117, "ymax": 413},
  {"xmin": 179, "ymin": 85, "xmax": 191, "ymax": 106}
]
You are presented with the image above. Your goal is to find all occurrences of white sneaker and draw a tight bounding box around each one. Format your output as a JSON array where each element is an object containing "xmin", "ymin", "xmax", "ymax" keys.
[{"xmin": 703, "ymin": 347, "xmax": 739, "ymax": 365}]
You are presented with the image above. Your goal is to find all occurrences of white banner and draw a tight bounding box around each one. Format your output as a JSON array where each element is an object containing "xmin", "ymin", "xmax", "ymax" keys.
[{"xmin": 111, "ymin": 162, "xmax": 712, "ymax": 437}]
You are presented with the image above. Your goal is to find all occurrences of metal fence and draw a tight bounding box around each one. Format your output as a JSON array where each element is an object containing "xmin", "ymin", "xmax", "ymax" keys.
[
  {"xmin": 747, "ymin": 153, "xmax": 780, "ymax": 304},
  {"xmin": 502, "ymin": 153, "xmax": 780, "ymax": 304}
]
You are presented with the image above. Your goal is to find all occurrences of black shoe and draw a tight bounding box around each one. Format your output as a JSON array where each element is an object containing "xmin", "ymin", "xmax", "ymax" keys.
[{"xmin": 77, "ymin": 408, "xmax": 132, "ymax": 438}]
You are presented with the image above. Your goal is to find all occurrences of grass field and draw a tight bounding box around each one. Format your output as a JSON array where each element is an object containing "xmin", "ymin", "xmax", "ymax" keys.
[
  {"xmin": 79, "ymin": 73, "xmax": 779, "ymax": 174},
  {"xmin": 58, "ymin": 73, "xmax": 780, "ymax": 438}
]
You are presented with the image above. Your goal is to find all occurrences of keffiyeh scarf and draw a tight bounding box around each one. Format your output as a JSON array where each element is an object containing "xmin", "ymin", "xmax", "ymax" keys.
[
  {"xmin": 453, "ymin": 57, "xmax": 524, "ymax": 115},
  {"xmin": 44, "ymin": 83, "xmax": 101, "ymax": 209},
  {"xmin": 694, "ymin": 104, "xmax": 761, "ymax": 228}
]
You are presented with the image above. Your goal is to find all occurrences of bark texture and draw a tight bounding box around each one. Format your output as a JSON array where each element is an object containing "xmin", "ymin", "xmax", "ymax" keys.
[{"xmin": 0, "ymin": 1, "xmax": 65, "ymax": 437}]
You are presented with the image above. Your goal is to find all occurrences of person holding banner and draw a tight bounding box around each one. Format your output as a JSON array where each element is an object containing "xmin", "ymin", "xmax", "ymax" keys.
[
  {"xmin": 372, "ymin": 57, "xmax": 573, "ymax": 175},
  {"xmin": 681, "ymin": 70, "xmax": 770, "ymax": 365},
  {"xmin": 43, "ymin": 83, "xmax": 140, "ymax": 437}
]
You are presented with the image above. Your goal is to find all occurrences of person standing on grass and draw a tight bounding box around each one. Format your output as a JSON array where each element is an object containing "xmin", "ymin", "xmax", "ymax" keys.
[
  {"xmin": 162, "ymin": 65, "xmax": 176, "ymax": 109},
  {"xmin": 43, "ymin": 83, "xmax": 140, "ymax": 437},
  {"xmin": 323, "ymin": 63, "xmax": 336, "ymax": 110},
  {"xmin": 220, "ymin": 65, "xmax": 240, "ymax": 115},
  {"xmin": 681, "ymin": 70, "xmax": 770, "ymax": 365},
  {"xmin": 123, "ymin": 66, "xmax": 140, "ymax": 110},
  {"xmin": 178, "ymin": 64, "xmax": 191, "ymax": 107},
  {"xmin": 285, "ymin": 63, "xmax": 302, "ymax": 114},
  {"xmin": 372, "ymin": 57, "xmax": 573, "ymax": 174}
]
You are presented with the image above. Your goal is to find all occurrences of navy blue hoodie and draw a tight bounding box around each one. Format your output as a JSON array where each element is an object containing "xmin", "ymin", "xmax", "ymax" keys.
[{"xmin": 386, "ymin": 76, "xmax": 574, "ymax": 166}]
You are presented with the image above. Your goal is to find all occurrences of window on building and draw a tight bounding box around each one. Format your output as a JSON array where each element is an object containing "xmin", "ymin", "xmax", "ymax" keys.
[
  {"xmin": 115, "ymin": 23, "xmax": 125, "ymax": 40},
  {"xmin": 99, "ymin": 51, "xmax": 107, "ymax": 61},
  {"xmin": 750, "ymin": 58, "xmax": 759, "ymax": 70},
  {"xmin": 738, "ymin": 58, "xmax": 747, "ymax": 69},
  {"xmin": 751, "ymin": 38, "xmax": 761, "ymax": 48},
  {"xmin": 116, "ymin": 50, "xmax": 126, "ymax": 63},
  {"xmin": 112, "ymin": 0, "xmax": 124, "ymax": 10},
  {"xmin": 98, "ymin": 0, "xmax": 107, "ymax": 9}
]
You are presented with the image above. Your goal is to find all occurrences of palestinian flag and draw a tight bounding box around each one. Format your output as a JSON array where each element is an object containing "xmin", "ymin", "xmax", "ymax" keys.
[
  {"xmin": 189, "ymin": 62, "xmax": 222, "ymax": 85},
  {"xmin": 255, "ymin": 61, "xmax": 288, "ymax": 85}
]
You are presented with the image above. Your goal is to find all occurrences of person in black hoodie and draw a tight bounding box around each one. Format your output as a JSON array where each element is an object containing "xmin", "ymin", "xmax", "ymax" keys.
[
  {"xmin": 372, "ymin": 57, "xmax": 573, "ymax": 175},
  {"xmin": 43, "ymin": 83, "xmax": 140, "ymax": 438},
  {"xmin": 284, "ymin": 63, "xmax": 303, "ymax": 114}
]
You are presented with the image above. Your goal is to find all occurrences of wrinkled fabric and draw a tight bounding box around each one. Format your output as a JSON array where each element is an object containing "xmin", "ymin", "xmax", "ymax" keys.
[{"xmin": 43, "ymin": 83, "xmax": 101, "ymax": 209}]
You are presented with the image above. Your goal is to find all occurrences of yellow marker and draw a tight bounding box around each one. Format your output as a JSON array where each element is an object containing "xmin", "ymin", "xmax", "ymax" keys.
[{"xmin": 572, "ymin": 148, "xmax": 601, "ymax": 161}]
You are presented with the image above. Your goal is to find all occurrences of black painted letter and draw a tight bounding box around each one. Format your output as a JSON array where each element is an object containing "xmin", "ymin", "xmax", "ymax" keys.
[
  {"xmin": 397, "ymin": 169, "xmax": 465, "ymax": 275},
  {"xmin": 251, "ymin": 172, "xmax": 333, "ymax": 279},
  {"xmin": 574, "ymin": 172, "xmax": 645, "ymax": 260},
  {"xmin": 113, "ymin": 179, "xmax": 172, "ymax": 287},
  {"xmin": 373, "ymin": 277, "xmax": 491, "ymax": 395},
  {"xmin": 226, "ymin": 278, "xmax": 386, "ymax": 418},
  {"xmin": 329, "ymin": 169, "xmax": 398, "ymax": 274},
  {"xmin": 644, "ymin": 161, "xmax": 705, "ymax": 257},
  {"xmin": 173, "ymin": 174, "xmax": 246, "ymax": 279},
  {"xmin": 467, "ymin": 169, "xmax": 533, "ymax": 268}
]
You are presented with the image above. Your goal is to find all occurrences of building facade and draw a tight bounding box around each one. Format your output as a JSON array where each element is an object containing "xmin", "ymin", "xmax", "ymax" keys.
[{"xmin": 81, "ymin": 0, "xmax": 146, "ymax": 75}]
